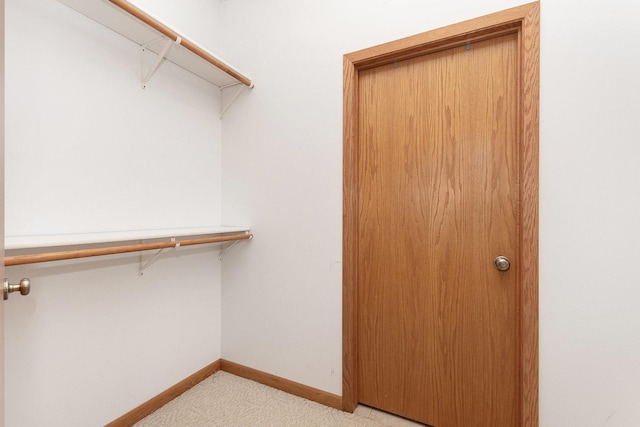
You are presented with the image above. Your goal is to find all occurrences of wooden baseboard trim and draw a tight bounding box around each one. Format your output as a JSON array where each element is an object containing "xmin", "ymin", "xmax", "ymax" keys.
[
  {"xmin": 105, "ymin": 360, "xmax": 221, "ymax": 427},
  {"xmin": 220, "ymin": 359, "xmax": 343, "ymax": 410},
  {"xmin": 106, "ymin": 358, "xmax": 343, "ymax": 426}
]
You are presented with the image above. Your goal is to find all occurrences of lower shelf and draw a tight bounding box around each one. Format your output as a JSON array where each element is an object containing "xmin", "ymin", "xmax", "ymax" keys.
[{"xmin": 4, "ymin": 226, "xmax": 252, "ymax": 266}]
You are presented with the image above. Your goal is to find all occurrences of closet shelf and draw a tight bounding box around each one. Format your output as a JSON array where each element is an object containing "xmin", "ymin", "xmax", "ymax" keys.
[
  {"xmin": 58, "ymin": 0, "xmax": 253, "ymax": 89},
  {"xmin": 5, "ymin": 226, "xmax": 252, "ymax": 266}
]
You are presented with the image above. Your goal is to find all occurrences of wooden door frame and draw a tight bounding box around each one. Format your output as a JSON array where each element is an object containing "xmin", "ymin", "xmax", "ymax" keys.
[{"xmin": 342, "ymin": 3, "xmax": 540, "ymax": 426}]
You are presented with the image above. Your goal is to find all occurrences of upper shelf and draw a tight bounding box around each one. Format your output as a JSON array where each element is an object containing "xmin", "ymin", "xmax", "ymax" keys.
[{"xmin": 58, "ymin": 0, "xmax": 253, "ymax": 88}]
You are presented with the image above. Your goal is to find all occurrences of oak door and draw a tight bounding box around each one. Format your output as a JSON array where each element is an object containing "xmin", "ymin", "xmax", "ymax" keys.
[{"xmin": 356, "ymin": 33, "xmax": 519, "ymax": 427}]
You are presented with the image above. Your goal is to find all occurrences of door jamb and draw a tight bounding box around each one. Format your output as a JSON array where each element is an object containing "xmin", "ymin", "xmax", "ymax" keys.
[{"xmin": 342, "ymin": 3, "xmax": 540, "ymax": 426}]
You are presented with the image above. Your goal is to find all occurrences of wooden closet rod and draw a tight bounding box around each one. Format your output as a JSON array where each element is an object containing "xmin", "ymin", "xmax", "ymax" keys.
[
  {"xmin": 108, "ymin": 0, "xmax": 253, "ymax": 88},
  {"xmin": 4, "ymin": 233, "xmax": 253, "ymax": 267}
]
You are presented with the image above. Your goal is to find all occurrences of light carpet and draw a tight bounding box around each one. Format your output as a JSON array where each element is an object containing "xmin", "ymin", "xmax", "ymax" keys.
[{"xmin": 134, "ymin": 371, "xmax": 386, "ymax": 427}]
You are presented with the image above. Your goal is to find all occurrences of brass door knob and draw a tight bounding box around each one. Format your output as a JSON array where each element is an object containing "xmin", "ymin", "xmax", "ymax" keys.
[
  {"xmin": 3, "ymin": 278, "xmax": 31, "ymax": 300},
  {"xmin": 494, "ymin": 256, "xmax": 511, "ymax": 272}
]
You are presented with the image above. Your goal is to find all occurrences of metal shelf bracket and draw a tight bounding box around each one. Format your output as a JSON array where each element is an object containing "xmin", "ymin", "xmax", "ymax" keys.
[
  {"xmin": 139, "ymin": 238, "xmax": 179, "ymax": 275},
  {"xmin": 220, "ymin": 82, "xmax": 249, "ymax": 118},
  {"xmin": 219, "ymin": 233, "xmax": 252, "ymax": 260},
  {"xmin": 141, "ymin": 36, "xmax": 182, "ymax": 89}
]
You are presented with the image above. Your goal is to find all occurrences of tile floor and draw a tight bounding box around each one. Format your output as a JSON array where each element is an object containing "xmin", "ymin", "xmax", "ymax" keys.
[{"xmin": 354, "ymin": 405, "xmax": 429, "ymax": 427}]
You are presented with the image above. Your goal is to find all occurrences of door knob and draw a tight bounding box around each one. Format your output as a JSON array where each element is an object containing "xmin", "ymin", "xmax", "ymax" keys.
[
  {"xmin": 494, "ymin": 256, "xmax": 511, "ymax": 271},
  {"xmin": 3, "ymin": 278, "xmax": 31, "ymax": 300}
]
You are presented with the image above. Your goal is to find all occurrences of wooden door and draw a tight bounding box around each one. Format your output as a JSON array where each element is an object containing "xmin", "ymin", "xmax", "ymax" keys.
[
  {"xmin": 358, "ymin": 32, "xmax": 517, "ymax": 426},
  {"xmin": 343, "ymin": 4, "xmax": 539, "ymax": 427}
]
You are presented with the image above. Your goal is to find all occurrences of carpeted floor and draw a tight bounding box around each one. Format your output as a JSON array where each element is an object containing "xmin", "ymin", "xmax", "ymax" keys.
[{"xmin": 133, "ymin": 371, "xmax": 387, "ymax": 427}]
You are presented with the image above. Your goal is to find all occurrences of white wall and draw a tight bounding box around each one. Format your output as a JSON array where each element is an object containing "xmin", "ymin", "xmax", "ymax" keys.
[
  {"xmin": 4, "ymin": 0, "xmax": 226, "ymax": 425},
  {"xmin": 539, "ymin": 2, "xmax": 640, "ymax": 425},
  {"xmin": 220, "ymin": 1, "xmax": 640, "ymax": 426}
]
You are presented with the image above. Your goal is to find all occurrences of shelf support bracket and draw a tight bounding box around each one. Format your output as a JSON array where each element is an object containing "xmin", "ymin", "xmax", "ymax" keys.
[
  {"xmin": 139, "ymin": 238, "xmax": 180, "ymax": 275},
  {"xmin": 141, "ymin": 36, "xmax": 182, "ymax": 89},
  {"xmin": 219, "ymin": 233, "xmax": 252, "ymax": 260},
  {"xmin": 220, "ymin": 83, "xmax": 247, "ymax": 118}
]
